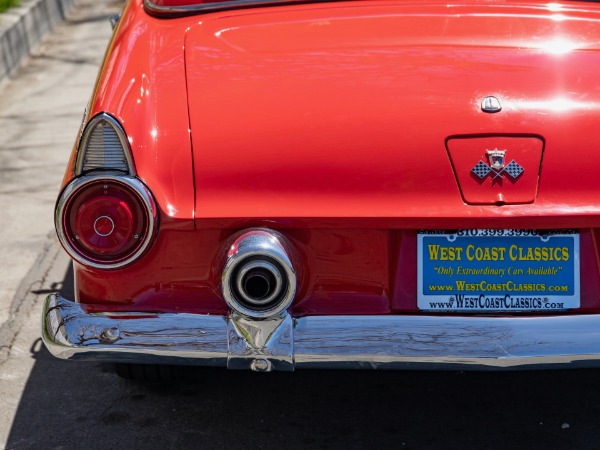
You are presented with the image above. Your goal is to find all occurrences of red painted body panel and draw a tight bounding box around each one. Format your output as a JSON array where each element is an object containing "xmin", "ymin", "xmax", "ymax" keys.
[
  {"xmin": 76, "ymin": 0, "xmax": 197, "ymax": 225},
  {"xmin": 185, "ymin": 1, "xmax": 600, "ymax": 220},
  {"xmin": 66, "ymin": 0, "xmax": 600, "ymax": 316},
  {"xmin": 76, "ymin": 227, "xmax": 600, "ymax": 315}
]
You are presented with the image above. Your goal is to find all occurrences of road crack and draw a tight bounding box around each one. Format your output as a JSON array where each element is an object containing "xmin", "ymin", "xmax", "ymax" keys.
[{"xmin": 0, "ymin": 233, "xmax": 64, "ymax": 365}]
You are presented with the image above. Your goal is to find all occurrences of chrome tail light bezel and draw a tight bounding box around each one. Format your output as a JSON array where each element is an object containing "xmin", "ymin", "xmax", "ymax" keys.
[{"xmin": 56, "ymin": 174, "xmax": 158, "ymax": 270}]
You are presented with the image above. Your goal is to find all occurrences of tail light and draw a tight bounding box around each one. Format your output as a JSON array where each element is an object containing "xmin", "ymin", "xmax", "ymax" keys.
[
  {"xmin": 56, "ymin": 176, "xmax": 157, "ymax": 269},
  {"xmin": 58, "ymin": 113, "xmax": 157, "ymax": 268}
]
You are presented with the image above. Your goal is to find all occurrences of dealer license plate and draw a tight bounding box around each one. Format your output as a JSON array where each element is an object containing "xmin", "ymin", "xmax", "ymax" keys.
[{"xmin": 417, "ymin": 230, "xmax": 580, "ymax": 312}]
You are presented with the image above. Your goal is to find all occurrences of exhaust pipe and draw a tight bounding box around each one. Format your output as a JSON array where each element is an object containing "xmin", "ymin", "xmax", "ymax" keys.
[
  {"xmin": 222, "ymin": 229, "xmax": 297, "ymax": 319},
  {"xmin": 235, "ymin": 260, "xmax": 282, "ymax": 306}
]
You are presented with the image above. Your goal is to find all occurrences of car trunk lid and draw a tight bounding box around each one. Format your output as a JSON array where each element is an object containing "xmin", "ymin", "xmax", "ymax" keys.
[{"xmin": 184, "ymin": 1, "xmax": 600, "ymax": 220}]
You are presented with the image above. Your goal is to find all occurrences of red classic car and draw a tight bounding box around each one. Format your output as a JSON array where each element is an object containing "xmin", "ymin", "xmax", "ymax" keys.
[{"xmin": 43, "ymin": 0, "xmax": 600, "ymax": 378}]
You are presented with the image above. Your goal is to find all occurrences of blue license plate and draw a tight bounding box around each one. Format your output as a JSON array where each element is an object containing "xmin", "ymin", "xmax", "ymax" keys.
[{"xmin": 417, "ymin": 230, "xmax": 580, "ymax": 311}]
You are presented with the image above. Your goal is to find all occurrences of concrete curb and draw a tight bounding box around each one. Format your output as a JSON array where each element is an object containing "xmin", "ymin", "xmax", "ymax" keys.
[{"xmin": 0, "ymin": 0, "xmax": 77, "ymax": 83}]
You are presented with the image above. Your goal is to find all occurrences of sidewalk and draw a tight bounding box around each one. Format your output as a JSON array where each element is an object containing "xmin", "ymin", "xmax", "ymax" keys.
[
  {"xmin": 0, "ymin": 0, "xmax": 78, "ymax": 84},
  {"xmin": 0, "ymin": 4, "xmax": 119, "ymax": 443},
  {"xmin": 0, "ymin": 0, "xmax": 118, "ymax": 329}
]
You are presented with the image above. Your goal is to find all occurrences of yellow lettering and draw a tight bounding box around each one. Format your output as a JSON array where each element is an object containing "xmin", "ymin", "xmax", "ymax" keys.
[
  {"xmin": 497, "ymin": 247, "xmax": 507, "ymax": 261},
  {"xmin": 466, "ymin": 244, "xmax": 475, "ymax": 261},
  {"xmin": 428, "ymin": 245, "xmax": 440, "ymax": 260},
  {"xmin": 439, "ymin": 247, "xmax": 449, "ymax": 260}
]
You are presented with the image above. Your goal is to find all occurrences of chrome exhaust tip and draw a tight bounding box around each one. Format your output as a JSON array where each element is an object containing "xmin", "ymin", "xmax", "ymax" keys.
[
  {"xmin": 222, "ymin": 229, "xmax": 297, "ymax": 319},
  {"xmin": 235, "ymin": 259, "xmax": 283, "ymax": 306}
]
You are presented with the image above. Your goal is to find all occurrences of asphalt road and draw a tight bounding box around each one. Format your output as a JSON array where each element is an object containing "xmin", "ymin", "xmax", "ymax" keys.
[{"xmin": 2, "ymin": 1, "xmax": 600, "ymax": 449}]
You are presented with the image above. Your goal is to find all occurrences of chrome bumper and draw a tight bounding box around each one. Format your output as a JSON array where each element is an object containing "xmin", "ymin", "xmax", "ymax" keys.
[{"xmin": 42, "ymin": 293, "xmax": 600, "ymax": 371}]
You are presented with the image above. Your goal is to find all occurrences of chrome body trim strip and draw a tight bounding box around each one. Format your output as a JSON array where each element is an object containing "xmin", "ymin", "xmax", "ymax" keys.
[
  {"xmin": 109, "ymin": 14, "xmax": 121, "ymax": 30},
  {"xmin": 55, "ymin": 174, "xmax": 158, "ymax": 270},
  {"xmin": 43, "ymin": 293, "xmax": 600, "ymax": 370}
]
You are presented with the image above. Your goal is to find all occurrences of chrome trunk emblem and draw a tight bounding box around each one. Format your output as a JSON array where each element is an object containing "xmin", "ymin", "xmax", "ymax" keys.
[
  {"xmin": 472, "ymin": 149, "xmax": 524, "ymax": 180},
  {"xmin": 481, "ymin": 96, "xmax": 502, "ymax": 113},
  {"xmin": 487, "ymin": 149, "xmax": 505, "ymax": 170}
]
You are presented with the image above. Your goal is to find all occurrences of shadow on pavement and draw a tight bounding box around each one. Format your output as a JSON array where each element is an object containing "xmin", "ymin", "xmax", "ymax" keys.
[{"xmin": 6, "ymin": 261, "xmax": 600, "ymax": 449}]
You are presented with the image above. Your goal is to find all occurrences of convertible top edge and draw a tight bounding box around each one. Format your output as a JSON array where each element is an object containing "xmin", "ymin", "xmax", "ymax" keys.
[{"xmin": 143, "ymin": 0, "xmax": 328, "ymax": 16}]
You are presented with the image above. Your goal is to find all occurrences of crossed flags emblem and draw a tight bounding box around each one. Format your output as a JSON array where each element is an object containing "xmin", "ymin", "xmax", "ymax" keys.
[{"xmin": 472, "ymin": 149, "xmax": 524, "ymax": 180}]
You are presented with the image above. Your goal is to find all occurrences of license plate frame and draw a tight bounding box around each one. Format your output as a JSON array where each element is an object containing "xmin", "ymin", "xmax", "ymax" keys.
[{"xmin": 417, "ymin": 230, "xmax": 580, "ymax": 312}]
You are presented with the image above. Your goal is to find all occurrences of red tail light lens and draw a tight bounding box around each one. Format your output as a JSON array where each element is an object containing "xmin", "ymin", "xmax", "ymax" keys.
[
  {"xmin": 56, "ymin": 176, "xmax": 157, "ymax": 269},
  {"xmin": 70, "ymin": 184, "xmax": 143, "ymax": 257}
]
